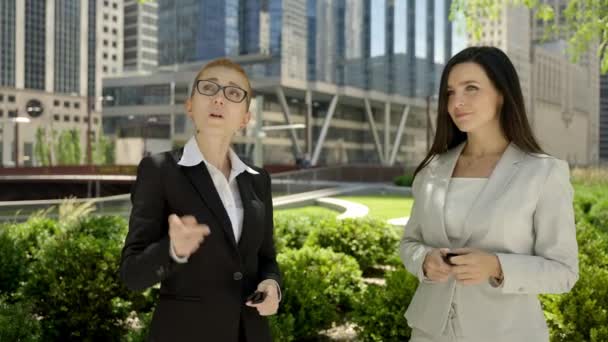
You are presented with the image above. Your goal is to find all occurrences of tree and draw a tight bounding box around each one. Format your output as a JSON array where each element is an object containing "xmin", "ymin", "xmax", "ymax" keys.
[
  {"xmin": 55, "ymin": 129, "xmax": 82, "ymax": 165},
  {"xmin": 92, "ymin": 135, "xmax": 115, "ymax": 165},
  {"xmin": 450, "ymin": 0, "xmax": 608, "ymax": 73},
  {"xmin": 34, "ymin": 128, "xmax": 51, "ymax": 166}
]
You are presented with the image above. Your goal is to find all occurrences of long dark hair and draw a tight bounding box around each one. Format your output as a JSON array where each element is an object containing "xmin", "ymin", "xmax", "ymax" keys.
[{"xmin": 413, "ymin": 46, "xmax": 544, "ymax": 178}]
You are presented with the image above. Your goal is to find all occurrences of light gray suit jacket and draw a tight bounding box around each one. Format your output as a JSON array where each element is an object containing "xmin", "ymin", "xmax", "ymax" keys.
[{"xmin": 399, "ymin": 142, "xmax": 579, "ymax": 340}]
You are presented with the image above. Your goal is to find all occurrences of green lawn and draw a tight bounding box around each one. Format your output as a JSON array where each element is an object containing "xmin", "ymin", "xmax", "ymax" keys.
[
  {"xmin": 274, "ymin": 195, "xmax": 414, "ymax": 220},
  {"xmin": 335, "ymin": 195, "xmax": 414, "ymax": 220}
]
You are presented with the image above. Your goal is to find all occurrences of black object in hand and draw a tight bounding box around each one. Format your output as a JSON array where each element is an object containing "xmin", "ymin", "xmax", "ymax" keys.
[
  {"xmin": 246, "ymin": 291, "xmax": 267, "ymax": 304},
  {"xmin": 442, "ymin": 252, "xmax": 460, "ymax": 266}
]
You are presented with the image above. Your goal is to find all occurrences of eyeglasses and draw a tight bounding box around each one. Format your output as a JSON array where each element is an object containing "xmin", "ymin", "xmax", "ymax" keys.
[{"xmin": 194, "ymin": 79, "xmax": 248, "ymax": 103}]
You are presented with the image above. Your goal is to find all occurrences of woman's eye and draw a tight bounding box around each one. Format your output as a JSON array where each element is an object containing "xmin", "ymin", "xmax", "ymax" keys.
[
  {"xmin": 446, "ymin": 90, "xmax": 454, "ymax": 96},
  {"xmin": 466, "ymin": 85, "xmax": 479, "ymax": 91}
]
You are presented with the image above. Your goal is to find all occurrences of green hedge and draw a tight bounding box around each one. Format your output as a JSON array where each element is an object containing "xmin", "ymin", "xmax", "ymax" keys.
[
  {"xmin": 0, "ymin": 182, "xmax": 606, "ymax": 341},
  {"xmin": 21, "ymin": 216, "xmax": 138, "ymax": 341},
  {"xmin": 351, "ymin": 268, "xmax": 418, "ymax": 341},
  {"xmin": 394, "ymin": 174, "xmax": 414, "ymax": 187},
  {"xmin": 274, "ymin": 212, "xmax": 332, "ymax": 252},
  {"xmin": 0, "ymin": 217, "xmax": 59, "ymax": 296},
  {"xmin": 276, "ymin": 246, "xmax": 364, "ymax": 340},
  {"xmin": 541, "ymin": 220, "xmax": 608, "ymax": 342},
  {"xmin": 305, "ymin": 217, "xmax": 400, "ymax": 272},
  {"xmin": 0, "ymin": 296, "xmax": 41, "ymax": 342}
]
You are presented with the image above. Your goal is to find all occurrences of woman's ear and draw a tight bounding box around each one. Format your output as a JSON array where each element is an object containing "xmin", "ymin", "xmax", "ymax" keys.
[
  {"xmin": 241, "ymin": 111, "xmax": 252, "ymax": 129},
  {"xmin": 185, "ymin": 98, "xmax": 193, "ymax": 119}
]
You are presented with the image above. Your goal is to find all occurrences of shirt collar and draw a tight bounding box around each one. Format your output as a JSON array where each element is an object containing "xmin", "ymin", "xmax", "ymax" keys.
[{"xmin": 178, "ymin": 136, "xmax": 259, "ymax": 176}]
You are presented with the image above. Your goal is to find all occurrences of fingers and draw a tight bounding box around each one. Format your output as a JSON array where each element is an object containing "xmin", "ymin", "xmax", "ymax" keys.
[
  {"xmin": 246, "ymin": 299, "xmax": 278, "ymax": 316},
  {"xmin": 168, "ymin": 214, "xmax": 211, "ymax": 257},
  {"xmin": 181, "ymin": 215, "xmax": 198, "ymax": 226}
]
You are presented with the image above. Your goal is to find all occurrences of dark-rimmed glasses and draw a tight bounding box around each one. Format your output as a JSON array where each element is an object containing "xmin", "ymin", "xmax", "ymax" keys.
[{"xmin": 194, "ymin": 79, "xmax": 248, "ymax": 103}]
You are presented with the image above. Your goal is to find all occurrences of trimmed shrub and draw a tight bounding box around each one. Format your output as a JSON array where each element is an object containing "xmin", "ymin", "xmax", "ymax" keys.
[
  {"xmin": 351, "ymin": 268, "xmax": 418, "ymax": 341},
  {"xmin": 305, "ymin": 217, "xmax": 400, "ymax": 272},
  {"xmin": 0, "ymin": 229, "xmax": 27, "ymax": 296},
  {"xmin": 587, "ymin": 199, "xmax": 608, "ymax": 233},
  {"xmin": 21, "ymin": 216, "xmax": 139, "ymax": 341},
  {"xmin": 0, "ymin": 217, "xmax": 59, "ymax": 297},
  {"xmin": 0, "ymin": 296, "xmax": 41, "ymax": 342},
  {"xmin": 269, "ymin": 313, "xmax": 296, "ymax": 342},
  {"xmin": 541, "ymin": 264, "xmax": 608, "ymax": 342},
  {"xmin": 394, "ymin": 174, "xmax": 414, "ymax": 187},
  {"xmin": 274, "ymin": 212, "xmax": 332, "ymax": 252},
  {"xmin": 277, "ymin": 246, "xmax": 364, "ymax": 339}
]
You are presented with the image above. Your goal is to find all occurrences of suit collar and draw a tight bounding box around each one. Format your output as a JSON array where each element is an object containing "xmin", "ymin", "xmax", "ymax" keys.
[
  {"xmin": 177, "ymin": 136, "xmax": 259, "ymax": 178},
  {"xmin": 430, "ymin": 141, "xmax": 525, "ymax": 248}
]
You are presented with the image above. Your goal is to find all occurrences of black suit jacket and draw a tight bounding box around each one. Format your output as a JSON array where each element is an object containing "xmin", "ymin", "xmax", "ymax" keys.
[{"xmin": 119, "ymin": 148, "xmax": 281, "ymax": 342}]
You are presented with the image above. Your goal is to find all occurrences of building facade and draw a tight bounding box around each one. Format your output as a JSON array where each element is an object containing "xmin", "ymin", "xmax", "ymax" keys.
[
  {"xmin": 123, "ymin": 0, "xmax": 158, "ymax": 72},
  {"xmin": 469, "ymin": 2, "xmax": 600, "ymax": 165},
  {"xmin": 0, "ymin": 0, "xmax": 106, "ymax": 167},
  {"xmin": 104, "ymin": 0, "xmax": 463, "ymax": 167}
]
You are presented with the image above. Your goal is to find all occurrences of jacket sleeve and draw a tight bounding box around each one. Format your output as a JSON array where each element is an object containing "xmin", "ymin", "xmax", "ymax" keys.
[
  {"xmin": 496, "ymin": 159, "xmax": 579, "ymax": 295},
  {"xmin": 119, "ymin": 156, "xmax": 185, "ymax": 291},
  {"xmin": 399, "ymin": 174, "xmax": 435, "ymax": 282}
]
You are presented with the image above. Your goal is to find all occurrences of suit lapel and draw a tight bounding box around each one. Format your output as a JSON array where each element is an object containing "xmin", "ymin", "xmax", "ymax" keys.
[
  {"xmin": 429, "ymin": 143, "xmax": 466, "ymax": 248},
  {"xmin": 453, "ymin": 143, "xmax": 524, "ymax": 247},
  {"xmin": 236, "ymin": 172, "xmax": 266, "ymax": 257},
  {"xmin": 180, "ymin": 161, "xmax": 238, "ymax": 249}
]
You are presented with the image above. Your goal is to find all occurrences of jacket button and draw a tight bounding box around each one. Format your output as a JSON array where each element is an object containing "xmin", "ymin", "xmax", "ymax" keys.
[{"xmin": 233, "ymin": 272, "xmax": 243, "ymax": 281}]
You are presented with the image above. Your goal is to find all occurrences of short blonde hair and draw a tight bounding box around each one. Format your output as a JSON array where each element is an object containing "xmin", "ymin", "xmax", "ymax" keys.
[{"xmin": 190, "ymin": 58, "xmax": 252, "ymax": 108}]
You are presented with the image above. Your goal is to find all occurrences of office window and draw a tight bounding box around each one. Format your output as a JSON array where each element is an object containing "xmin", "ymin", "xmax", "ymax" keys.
[
  {"xmin": 8, "ymin": 110, "xmax": 17, "ymax": 117},
  {"xmin": 54, "ymin": 100, "xmax": 60, "ymax": 106},
  {"xmin": 54, "ymin": 114, "xmax": 60, "ymax": 121},
  {"xmin": 103, "ymin": 26, "xmax": 108, "ymax": 33},
  {"xmin": 64, "ymin": 101, "xmax": 70, "ymax": 108},
  {"xmin": 8, "ymin": 95, "xmax": 15, "ymax": 102},
  {"xmin": 0, "ymin": 110, "xmax": 3, "ymax": 117},
  {"xmin": 0, "ymin": 94, "xmax": 3, "ymax": 101},
  {"xmin": 74, "ymin": 102, "xmax": 80, "ymax": 109},
  {"xmin": 64, "ymin": 115, "xmax": 70, "ymax": 122},
  {"xmin": 74, "ymin": 116, "xmax": 80, "ymax": 122}
]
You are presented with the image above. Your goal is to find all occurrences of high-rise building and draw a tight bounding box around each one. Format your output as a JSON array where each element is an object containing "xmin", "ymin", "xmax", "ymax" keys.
[
  {"xmin": 103, "ymin": 0, "xmax": 465, "ymax": 166},
  {"xmin": 158, "ymin": 0, "xmax": 241, "ymax": 66},
  {"xmin": 123, "ymin": 0, "xmax": 158, "ymax": 72},
  {"xmin": 0, "ymin": 0, "xmax": 106, "ymax": 167},
  {"xmin": 98, "ymin": 0, "xmax": 124, "ymax": 76},
  {"xmin": 469, "ymin": 2, "xmax": 600, "ymax": 165}
]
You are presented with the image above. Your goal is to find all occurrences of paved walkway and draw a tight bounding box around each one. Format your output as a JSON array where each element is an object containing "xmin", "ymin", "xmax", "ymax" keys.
[
  {"xmin": 387, "ymin": 217, "xmax": 410, "ymax": 226},
  {"xmin": 315, "ymin": 197, "xmax": 369, "ymax": 220}
]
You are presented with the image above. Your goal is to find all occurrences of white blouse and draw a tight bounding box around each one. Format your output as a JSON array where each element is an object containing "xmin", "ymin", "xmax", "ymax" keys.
[{"xmin": 444, "ymin": 178, "xmax": 488, "ymax": 242}]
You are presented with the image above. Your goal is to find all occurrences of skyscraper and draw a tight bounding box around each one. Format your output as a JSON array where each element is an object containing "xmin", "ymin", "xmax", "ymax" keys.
[
  {"xmin": 104, "ymin": 0, "xmax": 466, "ymax": 166},
  {"xmin": 123, "ymin": 0, "xmax": 158, "ymax": 72},
  {"xmin": 0, "ymin": 0, "xmax": 105, "ymax": 167}
]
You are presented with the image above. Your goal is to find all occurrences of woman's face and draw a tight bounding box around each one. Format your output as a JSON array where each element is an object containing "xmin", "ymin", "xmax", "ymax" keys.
[
  {"xmin": 185, "ymin": 66, "xmax": 251, "ymax": 138},
  {"xmin": 446, "ymin": 62, "xmax": 503, "ymax": 134}
]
